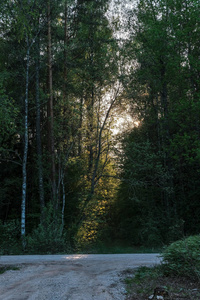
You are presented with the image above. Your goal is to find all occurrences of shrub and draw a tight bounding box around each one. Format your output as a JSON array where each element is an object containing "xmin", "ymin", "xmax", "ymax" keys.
[
  {"xmin": 161, "ymin": 235, "xmax": 200, "ymax": 280},
  {"xmin": 26, "ymin": 205, "xmax": 71, "ymax": 254},
  {"xmin": 0, "ymin": 220, "xmax": 21, "ymax": 254}
]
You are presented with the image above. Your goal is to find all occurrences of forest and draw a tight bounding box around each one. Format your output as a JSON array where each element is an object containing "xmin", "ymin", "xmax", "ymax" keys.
[{"xmin": 0, "ymin": 0, "xmax": 200, "ymax": 254}]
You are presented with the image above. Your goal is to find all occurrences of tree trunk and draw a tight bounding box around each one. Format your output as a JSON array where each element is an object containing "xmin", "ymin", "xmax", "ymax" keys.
[
  {"xmin": 61, "ymin": 175, "xmax": 66, "ymax": 229},
  {"xmin": 78, "ymin": 96, "xmax": 83, "ymax": 156},
  {"xmin": 77, "ymin": 87, "xmax": 119, "ymax": 226},
  {"xmin": 63, "ymin": 0, "xmax": 68, "ymax": 97},
  {"xmin": 160, "ymin": 60, "xmax": 175, "ymax": 218},
  {"xmin": 21, "ymin": 38, "xmax": 30, "ymax": 249},
  {"xmin": 47, "ymin": 0, "xmax": 56, "ymax": 202},
  {"xmin": 87, "ymin": 90, "xmax": 94, "ymax": 176},
  {"xmin": 35, "ymin": 34, "xmax": 45, "ymax": 218}
]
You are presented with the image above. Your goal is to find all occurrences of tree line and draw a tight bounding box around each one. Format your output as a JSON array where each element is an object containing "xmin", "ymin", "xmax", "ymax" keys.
[{"xmin": 0, "ymin": 0, "xmax": 200, "ymax": 253}]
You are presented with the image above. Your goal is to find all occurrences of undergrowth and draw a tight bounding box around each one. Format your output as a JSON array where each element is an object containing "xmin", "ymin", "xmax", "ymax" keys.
[
  {"xmin": 162, "ymin": 235, "xmax": 200, "ymax": 281},
  {"xmin": 125, "ymin": 235, "xmax": 200, "ymax": 299},
  {"xmin": 0, "ymin": 266, "xmax": 20, "ymax": 274}
]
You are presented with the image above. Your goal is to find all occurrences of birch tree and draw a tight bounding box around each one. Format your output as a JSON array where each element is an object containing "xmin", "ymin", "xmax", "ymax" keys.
[{"xmin": 15, "ymin": 0, "xmax": 45, "ymax": 247}]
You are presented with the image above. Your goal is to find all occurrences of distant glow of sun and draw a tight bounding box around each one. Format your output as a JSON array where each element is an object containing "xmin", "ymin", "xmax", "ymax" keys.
[{"xmin": 134, "ymin": 121, "xmax": 140, "ymax": 127}]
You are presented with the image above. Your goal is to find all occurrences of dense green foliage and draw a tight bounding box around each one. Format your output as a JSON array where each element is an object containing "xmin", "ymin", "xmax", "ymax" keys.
[
  {"xmin": 113, "ymin": 0, "xmax": 200, "ymax": 246},
  {"xmin": 0, "ymin": 220, "xmax": 21, "ymax": 254},
  {"xmin": 0, "ymin": 0, "xmax": 119, "ymax": 253}
]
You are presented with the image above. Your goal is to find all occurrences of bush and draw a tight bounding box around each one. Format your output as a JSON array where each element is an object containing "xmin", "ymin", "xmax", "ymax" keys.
[
  {"xmin": 0, "ymin": 220, "xmax": 21, "ymax": 254},
  {"xmin": 26, "ymin": 206, "xmax": 71, "ymax": 254},
  {"xmin": 161, "ymin": 235, "xmax": 200, "ymax": 280}
]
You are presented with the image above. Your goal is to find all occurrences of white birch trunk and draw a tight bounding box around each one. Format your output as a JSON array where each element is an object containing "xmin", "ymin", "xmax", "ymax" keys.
[
  {"xmin": 21, "ymin": 40, "xmax": 30, "ymax": 248},
  {"xmin": 61, "ymin": 176, "xmax": 66, "ymax": 229}
]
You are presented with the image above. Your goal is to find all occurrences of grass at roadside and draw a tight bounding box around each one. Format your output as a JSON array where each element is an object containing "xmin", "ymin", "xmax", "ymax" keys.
[
  {"xmin": 124, "ymin": 266, "xmax": 200, "ymax": 300},
  {"xmin": 124, "ymin": 235, "xmax": 200, "ymax": 299},
  {"xmin": 78, "ymin": 241, "xmax": 162, "ymax": 254},
  {"xmin": 0, "ymin": 265, "xmax": 20, "ymax": 274}
]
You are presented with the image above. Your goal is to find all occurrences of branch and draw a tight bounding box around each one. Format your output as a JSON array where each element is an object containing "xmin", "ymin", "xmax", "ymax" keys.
[
  {"xmin": 90, "ymin": 84, "xmax": 120, "ymax": 195},
  {"xmin": 0, "ymin": 158, "xmax": 22, "ymax": 166}
]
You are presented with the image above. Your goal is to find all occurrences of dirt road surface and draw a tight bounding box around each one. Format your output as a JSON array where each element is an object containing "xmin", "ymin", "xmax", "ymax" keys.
[{"xmin": 0, "ymin": 254, "xmax": 161, "ymax": 300}]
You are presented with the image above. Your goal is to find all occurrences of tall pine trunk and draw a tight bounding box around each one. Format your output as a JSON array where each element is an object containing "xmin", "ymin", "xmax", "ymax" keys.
[
  {"xmin": 35, "ymin": 34, "xmax": 45, "ymax": 218},
  {"xmin": 47, "ymin": 0, "xmax": 56, "ymax": 202},
  {"xmin": 63, "ymin": 0, "xmax": 68, "ymax": 98}
]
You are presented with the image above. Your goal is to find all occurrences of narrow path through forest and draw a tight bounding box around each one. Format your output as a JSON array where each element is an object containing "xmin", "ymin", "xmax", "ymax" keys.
[{"xmin": 0, "ymin": 254, "xmax": 161, "ymax": 300}]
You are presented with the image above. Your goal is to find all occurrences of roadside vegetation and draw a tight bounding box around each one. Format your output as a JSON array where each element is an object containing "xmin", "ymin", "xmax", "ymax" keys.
[
  {"xmin": 77, "ymin": 241, "xmax": 161, "ymax": 255},
  {"xmin": 125, "ymin": 235, "xmax": 200, "ymax": 300},
  {"xmin": 0, "ymin": 266, "xmax": 20, "ymax": 275}
]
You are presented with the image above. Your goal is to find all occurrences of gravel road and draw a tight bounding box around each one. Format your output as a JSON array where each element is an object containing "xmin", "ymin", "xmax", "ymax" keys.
[{"xmin": 0, "ymin": 254, "xmax": 161, "ymax": 300}]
